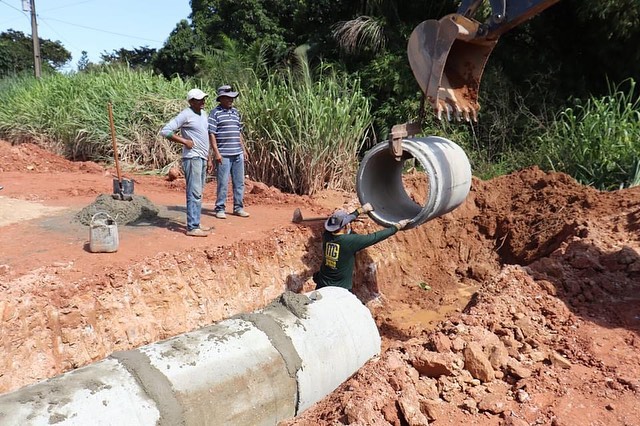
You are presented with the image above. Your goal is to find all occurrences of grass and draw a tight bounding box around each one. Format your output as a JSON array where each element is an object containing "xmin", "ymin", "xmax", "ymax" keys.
[
  {"xmin": 239, "ymin": 62, "xmax": 372, "ymax": 195},
  {"xmin": 539, "ymin": 79, "xmax": 640, "ymax": 190},
  {"xmin": 1, "ymin": 66, "xmax": 639, "ymax": 195},
  {"xmin": 0, "ymin": 64, "xmax": 371, "ymax": 195},
  {"xmin": 0, "ymin": 67, "xmax": 208, "ymax": 170}
]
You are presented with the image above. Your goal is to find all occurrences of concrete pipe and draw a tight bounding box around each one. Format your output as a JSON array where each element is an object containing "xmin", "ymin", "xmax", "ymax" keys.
[
  {"xmin": 356, "ymin": 136, "xmax": 471, "ymax": 229},
  {"xmin": 258, "ymin": 286, "xmax": 381, "ymax": 412},
  {"xmin": 0, "ymin": 287, "xmax": 380, "ymax": 426}
]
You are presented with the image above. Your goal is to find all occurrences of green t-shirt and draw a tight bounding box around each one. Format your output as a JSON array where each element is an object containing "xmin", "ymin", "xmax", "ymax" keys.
[{"xmin": 315, "ymin": 214, "xmax": 398, "ymax": 290}]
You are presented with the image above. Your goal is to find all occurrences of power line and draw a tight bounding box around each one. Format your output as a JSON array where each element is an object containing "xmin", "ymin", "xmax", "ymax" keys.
[
  {"xmin": 0, "ymin": 0, "xmax": 28, "ymax": 26},
  {"xmin": 37, "ymin": 17, "xmax": 80, "ymax": 55},
  {"xmin": 0, "ymin": 0, "xmax": 23, "ymax": 12},
  {"xmin": 0, "ymin": 0, "xmax": 85, "ymax": 66},
  {"xmin": 2, "ymin": 0, "xmax": 175, "ymax": 71},
  {"xmin": 1, "ymin": 1, "xmax": 165, "ymax": 45},
  {"xmin": 42, "ymin": 16, "xmax": 164, "ymax": 44},
  {"xmin": 40, "ymin": 0, "xmax": 101, "ymax": 13},
  {"xmin": 0, "ymin": 0, "xmax": 41, "ymax": 77}
]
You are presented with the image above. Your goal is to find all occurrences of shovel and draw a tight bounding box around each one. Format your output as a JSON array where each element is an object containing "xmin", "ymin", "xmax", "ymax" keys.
[
  {"xmin": 108, "ymin": 102, "xmax": 134, "ymax": 201},
  {"xmin": 292, "ymin": 208, "xmax": 327, "ymax": 224}
]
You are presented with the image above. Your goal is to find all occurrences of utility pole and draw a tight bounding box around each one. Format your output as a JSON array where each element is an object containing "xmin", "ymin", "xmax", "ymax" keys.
[{"xmin": 26, "ymin": 0, "xmax": 42, "ymax": 78}]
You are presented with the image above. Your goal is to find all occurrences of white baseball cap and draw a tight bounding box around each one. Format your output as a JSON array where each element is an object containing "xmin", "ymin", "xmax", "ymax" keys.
[{"xmin": 187, "ymin": 88, "xmax": 208, "ymax": 101}]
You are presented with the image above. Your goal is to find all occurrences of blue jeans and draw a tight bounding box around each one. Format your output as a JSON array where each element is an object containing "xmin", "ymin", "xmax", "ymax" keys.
[
  {"xmin": 215, "ymin": 154, "xmax": 244, "ymax": 213},
  {"xmin": 182, "ymin": 157, "xmax": 207, "ymax": 231}
]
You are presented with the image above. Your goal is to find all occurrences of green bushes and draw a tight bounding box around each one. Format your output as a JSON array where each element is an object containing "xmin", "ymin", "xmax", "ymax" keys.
[{"xmin": 539, "ymin": 79, "xmax": 640, "ymax": 190}]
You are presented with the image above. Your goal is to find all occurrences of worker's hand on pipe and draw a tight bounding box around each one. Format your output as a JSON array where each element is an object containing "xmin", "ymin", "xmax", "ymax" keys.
[
  {"xmin": 394, "ymin": 219, "xmax": 411, "ymax": 230},
  {"xmin": 359, "ymin": 203, "xmax": 374, "ymax": 214}
]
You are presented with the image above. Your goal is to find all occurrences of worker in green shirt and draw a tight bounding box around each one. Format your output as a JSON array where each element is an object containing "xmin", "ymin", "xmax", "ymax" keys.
[{"xmin": 313, "ymin": 203, "xmax": 411, "ymax": 291}]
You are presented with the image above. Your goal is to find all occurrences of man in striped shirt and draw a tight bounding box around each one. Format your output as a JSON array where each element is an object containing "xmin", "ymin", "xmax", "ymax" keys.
[{"xmin": 208, "ymin": 85, "xmax": 250, "ymax": 219}]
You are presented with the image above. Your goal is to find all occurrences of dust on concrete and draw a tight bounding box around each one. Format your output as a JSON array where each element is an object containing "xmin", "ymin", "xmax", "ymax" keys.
[{"xmin": 75, "ymin": 194, "xmax": 159, "ymax": 225}]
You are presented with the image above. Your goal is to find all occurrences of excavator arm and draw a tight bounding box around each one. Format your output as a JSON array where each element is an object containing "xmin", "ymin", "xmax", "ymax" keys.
[{"xmin": 408, "ymin": 0, "xmax": 560, "ymax": 121}]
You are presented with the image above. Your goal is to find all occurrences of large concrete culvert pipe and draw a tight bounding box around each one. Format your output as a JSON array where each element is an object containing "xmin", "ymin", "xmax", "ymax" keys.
[
  {"xmin": 0, "ymin": 287, "xmax": 380, "ymax": 426},
  {"xmin": 357, "ymin": 136, "xmax": 471, "ymax": 229}
]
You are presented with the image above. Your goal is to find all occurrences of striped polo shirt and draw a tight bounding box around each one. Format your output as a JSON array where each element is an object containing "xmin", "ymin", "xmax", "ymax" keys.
[{"xmin": 208, "ymin": 105, "xmax": 244, "ymax": 157}]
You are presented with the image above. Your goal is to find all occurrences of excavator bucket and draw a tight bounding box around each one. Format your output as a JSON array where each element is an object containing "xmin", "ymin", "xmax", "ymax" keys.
[{"xmin": 408, "ymin": 15, "xmax": 498, "ymax": 121}]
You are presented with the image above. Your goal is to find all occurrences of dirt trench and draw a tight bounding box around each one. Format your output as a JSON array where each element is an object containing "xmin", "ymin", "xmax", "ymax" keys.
[
  {"xmin": 1, "ymin": 141, "xmax": 639, "ymax": 425},
  {"xmin": 284, "ymin": 170, "xmax": 640, "ymax": 426}
]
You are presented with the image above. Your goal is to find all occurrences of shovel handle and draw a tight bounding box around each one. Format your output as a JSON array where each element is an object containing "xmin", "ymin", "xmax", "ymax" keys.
[{"xmin": 108, "ymin": 102, "xmax": 123, "ymax": 183}]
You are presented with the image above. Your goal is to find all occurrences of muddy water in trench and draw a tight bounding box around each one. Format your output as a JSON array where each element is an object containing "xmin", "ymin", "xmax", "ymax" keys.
[{"xmin": 384, "ymin": 282, "xmax": 478, "ymax": 330}]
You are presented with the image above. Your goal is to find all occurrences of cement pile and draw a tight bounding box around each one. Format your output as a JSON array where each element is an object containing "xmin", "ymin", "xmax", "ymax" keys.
[{"xmin": 75, "ymin": 194, "xmax": 159, "ymax": 225}]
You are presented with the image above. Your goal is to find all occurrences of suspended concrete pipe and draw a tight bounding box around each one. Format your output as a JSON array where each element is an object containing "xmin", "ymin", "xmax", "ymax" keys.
[
  {"xmin": 0, "ymin": 287, "xmax": 380, "ymax": 426},
  {"xmin": 357, "ymin": 136, "xmax": 472, "ymax": 230}
]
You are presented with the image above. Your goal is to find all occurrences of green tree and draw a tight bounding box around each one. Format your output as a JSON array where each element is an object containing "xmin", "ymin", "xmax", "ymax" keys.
[
  {"xmin": 187, "ymin": 0, "xmax": 444, "ymax": 133},
  {"xmin": 491, "ymin": 0, "xmax": 640, "ymax": 112},
  {"xmin": 77, "ymin": 51, "xmax": 90, "ymax": 72},
  {"xmin": 327, "ymin": 1, "xmax": 459, "ymax": 136},
  {"xmin": 100, "ymin": 46, "xmax": 156, "ymax": 69},
  {"xmin": 192, "ymin": 0, "xmax": 283, "ymax": 46},
  {"xmin": 153, "ymin": 20, "xmax": 199, "ymax": 78},
  {"xmin": 180, "ymin": 0, "xmax": 640, "ymax": 148},
  {"xmin": 0, "ymin": 29, "xmax": 71, "ymax": 76},
  {"xmin": 190, "ymin": 0, "xmax": 356, "ymax": 66}
]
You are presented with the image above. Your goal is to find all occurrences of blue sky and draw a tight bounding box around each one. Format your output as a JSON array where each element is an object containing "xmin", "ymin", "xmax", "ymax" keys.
[{"xmin": 0, "ymin": 0, "xmax": 191, "ymax": 71}]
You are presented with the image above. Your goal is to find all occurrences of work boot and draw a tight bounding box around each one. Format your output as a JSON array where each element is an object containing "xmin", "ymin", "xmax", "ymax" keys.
[
  {"xmin": 215, "ymin": 211, "xmax": 227, "ymax": 219},
  {"xmin": 186, "ymin": 228, "xmax": 209, "ymax": 237}
]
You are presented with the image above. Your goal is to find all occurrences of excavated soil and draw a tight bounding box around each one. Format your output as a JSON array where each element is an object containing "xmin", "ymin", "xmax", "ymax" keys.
[{"xmin": 0, "ymin": 140, "xmax": 639, "ymax": 425}]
